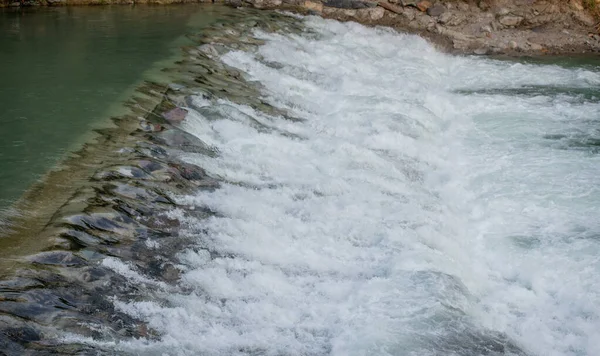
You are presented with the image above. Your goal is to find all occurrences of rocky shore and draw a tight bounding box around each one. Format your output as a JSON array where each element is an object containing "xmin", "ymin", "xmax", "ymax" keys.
[
  {"xmin": 245, "ymin": 0, "xmax": 600, "ymax": 55},
  {"xmin": 2, "ymin": 0, "xmax": 600, "ymax": 56}
]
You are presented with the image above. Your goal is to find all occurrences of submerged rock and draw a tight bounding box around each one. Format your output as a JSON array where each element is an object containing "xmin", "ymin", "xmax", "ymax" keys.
[
  {"xmin": 162, "ymin": 107, "xmax": 188, "ymax": 125},
  {"xmin": 149, "ymin": 128, "xmax": 215, "ymax": 156},
  {"xmin": 30, "ymin": 251, "xmax": 87, "ymax": 268}
]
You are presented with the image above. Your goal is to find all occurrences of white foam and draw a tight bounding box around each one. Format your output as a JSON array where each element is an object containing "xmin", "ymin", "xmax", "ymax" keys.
[{"xmin": 110, "ymin": 17, "xmax": 600, "ymax": 356}]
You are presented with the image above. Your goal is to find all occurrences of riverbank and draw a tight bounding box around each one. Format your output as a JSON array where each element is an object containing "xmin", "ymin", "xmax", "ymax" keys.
[
  {"xmin": 2, "ymin": 0, "xmax": 599, "ymax": 56},
  {"xmin": 242, "ymin": 0, "xmax": 600, "ymax": 56}
]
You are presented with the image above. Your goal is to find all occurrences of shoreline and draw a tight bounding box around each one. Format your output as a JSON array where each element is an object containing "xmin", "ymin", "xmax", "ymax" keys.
[{"xmin": 2, "ymin": 0, "xmax": 600, "ymax": 56}]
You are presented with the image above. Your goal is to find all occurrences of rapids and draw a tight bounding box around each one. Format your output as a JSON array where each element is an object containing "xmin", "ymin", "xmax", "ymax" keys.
[{"xmin": 106, "ymin": 16, "xmax": 600, "ymax": 356}]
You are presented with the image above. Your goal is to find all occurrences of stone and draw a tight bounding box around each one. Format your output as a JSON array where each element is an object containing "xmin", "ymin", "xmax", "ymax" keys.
[
  {"xmin": 499, "ymin": 15, "xmax": 523, "ymax": 27},
  {"xmin": 508, "ymin": 40, "xmax": 518, "ymax": 49},
  {"xmin": 453, "ymin": 38, "xmax": 470, "ymax": 50},
  {"xmin": 478, "ymin": 0, "xmax": 489, "ymax": 11},
  {"xmin": 416, "ymin": 0, "xmax": 431, "ymax": 12},
  {"xmin": 572, "ymin": 11, "xmax": 596, "ymax": 27},
  {"xmin": 30, "ymin": 251, "xmax": 87, "ymax": 267},
  {"xmin": 529, "ymin": 42, "xmax": 543, "ymax": 51},
  {"xmin": 427, "ymin": 21, "xmax": 436, "ymax": 31},
  {"xmin": 150, "ymin": 129, "xmax": 215, "ymax": 155},
  {"xmin": 162, "ymin": 107, "xmax": 188, "ymax": 124},
  {"xmin": 497, "ymin": 7, "xmax": 510, "ymax": 16},
  {"xmin": 481, "ymin": 24, "xmax": 492, "ymax": 33},
  {"xmin": 474, "ymin": 47, "xmax": 489, "ymax": 55},
  {"xmin": 225, "ymin": 0, "xmax": 243, "ymax": 7},
  {"xmin": 426, "ymin": 3, "xmax": 445, "ymax": 16},
  {"xmin": 446, "ymin": 13, "xmax": 466, "ymax": 26},
  {"xmin": 304, "ymin": 0, "xmax": 323, "ymax": 12},
  {"xmin": 367, "ymin": 6, "xmax": 385, "ymax": 20},
  {"xmin": 245, "ymin": 0, "xmax": 282, "ymax": 8},
  {"xmin": 198, "ymin": 44, "xmax": 219, "ymax": 58},
  {"xmin": 9, "ymin": 2, "xmax": 20, "ymax": 6},
  {"xmin": 377, "ymin": 1, "xmax": 403, "ymax": 14},
  {"xmin": 570, "ymin": 0, "xmax": 584, "ymax": 11},
  {"xmin": 324, "ymin": 0, "xmax": 373, "ymax": 8},
  {"xmin": 438, "ymin": 11, "xmax": 452, "ymax": 24},
  {"xmin": 402, "ymin": 7, "xmax": 417, "ymax": 20}
]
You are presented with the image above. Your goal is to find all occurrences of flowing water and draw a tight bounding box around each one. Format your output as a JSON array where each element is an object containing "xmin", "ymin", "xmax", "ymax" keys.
[{"xmin": 1, "ymin": 7, "xmax": 599, "ymax": 356}]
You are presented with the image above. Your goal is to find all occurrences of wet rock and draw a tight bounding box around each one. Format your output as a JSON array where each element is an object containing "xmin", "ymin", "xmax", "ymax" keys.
[
  {"xmin": 225, "ymin": 0, "xmax": 243, "ymax": 6},
  {"xmin": 416, "ymin": 0, "xmax": 430, "ymax": 11},
  {"xmin": 426, "ymin": 3, "xmax": 445, "ymax": 16},
  {"xmin": 198, "ymin": 44, "xmax": 219, "ymax": 59},
  {"xmin": 161, "ymin": 107, "xmax": 188, "ymax": 125},
  {"xmin": 150, "ymin": 129, "xmax": 215, "ymax": 155},
  {"xmin": 3, "ymin": 326, "xmax": 41, "ymax": 344},
  {"xmin": 92, "ymin": 165, "xmax": 153, "ymax": 181},
  {"xmin": 499, "ymin": 15, "xmax": 523, "ymax": 27},
  {"xmin": 139, "ymin": 120, "xmax": 163, "ymax": 133},
  {"xmin": 108, "ymin": 182, "xmax": 175, "ymax": 206},
  {"xmin": 0, "ymin": 278, "xmax": 45, "ymax": 293},
  {"xmin": 67, "ymin": 212, "xmax": 139, "ymax": 237},
  {"xmin": 135, "ymin": 142, "xmax": 168, "ymax": 159},
  {"xmin": 169, "ymin": 162, "xmax": 207, "ymax": 182},
  {"xmin": 30, "ymin": 252, "xmax": 87, "ymax": 268}
]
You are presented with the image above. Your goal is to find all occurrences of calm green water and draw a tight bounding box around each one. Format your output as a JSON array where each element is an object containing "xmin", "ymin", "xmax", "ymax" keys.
[{"xmin": 0, "ymin": 5, "xmax": 218, "ymax": 210}]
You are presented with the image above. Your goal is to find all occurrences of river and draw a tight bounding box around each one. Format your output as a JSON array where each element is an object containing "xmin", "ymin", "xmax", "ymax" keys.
[{"xmin": 0, "ymin": 6, "xmax": 599, "ymax": 356}]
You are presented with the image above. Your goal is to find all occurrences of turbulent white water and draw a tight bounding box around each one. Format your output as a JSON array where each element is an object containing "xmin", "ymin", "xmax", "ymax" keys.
[{"xmin": 98, "ymin": 17, "xmax": 600, "ymax": 356}]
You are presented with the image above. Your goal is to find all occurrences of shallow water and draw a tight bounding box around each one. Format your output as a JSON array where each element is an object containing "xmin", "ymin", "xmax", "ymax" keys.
[
  {"xmin": 1, "ymin": 9, "xmax": 600, "ymax": 356},
  {"xmin": 0, "ymin": 5, "xmax": 216, "ymax": 210}
]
